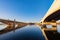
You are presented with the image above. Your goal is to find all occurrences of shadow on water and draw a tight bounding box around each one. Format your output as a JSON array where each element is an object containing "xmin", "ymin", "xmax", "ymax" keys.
[{"xmin": 0, "ymin": 25, "xmax": 45, "ymax": 40}]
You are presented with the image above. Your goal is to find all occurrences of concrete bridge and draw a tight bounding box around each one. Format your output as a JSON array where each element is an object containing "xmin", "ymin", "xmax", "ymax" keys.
[
  {"xmin": 0, "ymin": 19, "xmax": 28, "ymax": 34},
  {"xmin": 38, "ymin": 0, "xmax": 60, "ymax": 40},
  {"xmin": 41, "ymin": 0, "xmax": 60, "ymax": 22}
]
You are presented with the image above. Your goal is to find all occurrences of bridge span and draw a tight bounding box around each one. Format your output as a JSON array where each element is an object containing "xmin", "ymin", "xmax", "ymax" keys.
[
  {"xmin": 0, "ymin": 19, "xmax": 28, "ymax": 34},
  {"xmin": 0, "ymin": 19, "xmax": 36, "ymax": 34},
  {"xmin": 38, "ymin": 0, "xmax": 60, "ymax": 40}
]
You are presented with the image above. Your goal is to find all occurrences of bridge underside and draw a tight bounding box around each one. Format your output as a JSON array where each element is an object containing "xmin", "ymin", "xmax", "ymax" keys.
[
  {"xmin": 40, "ymin": 9, "xmax": 60, "ymax": 40},
  {"xmin": 44, "ymin": 9, "xmax": 60, "ymax": 22}
]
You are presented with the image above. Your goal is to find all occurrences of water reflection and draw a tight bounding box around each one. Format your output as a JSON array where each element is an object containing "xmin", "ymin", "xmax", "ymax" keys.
[
  {"xmin": 0, "ymin": 25, "xmax": 45, "ymax": 40},
  {"xmin": 57, "ymin": 25, "xmax": 60, "ymax": 33},
  {"xmin": 0, "ymin": 24, "xmax": 7, "ymax": 30}
]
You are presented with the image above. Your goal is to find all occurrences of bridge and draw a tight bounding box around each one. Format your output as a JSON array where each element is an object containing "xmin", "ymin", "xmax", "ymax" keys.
[
  {"xmin": 0, "ymin": 19, "xmax": 28, "ymax": 34},
  {"xmin": 37, "ymin": 0, "xmax": 60, "ymax": 40},
  {"xmin": 0, "ymin": 18, "xmax": 36, "ymax": 34}
]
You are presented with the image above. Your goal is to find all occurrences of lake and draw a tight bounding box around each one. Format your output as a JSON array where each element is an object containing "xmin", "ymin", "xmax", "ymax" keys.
[
  {"xmin": 0, "ymin": 25, "xmax": 60, "ymax": 40},
  {"xmin": 0, "ymin": 25, "xmax": 45, "ymax": 40}
]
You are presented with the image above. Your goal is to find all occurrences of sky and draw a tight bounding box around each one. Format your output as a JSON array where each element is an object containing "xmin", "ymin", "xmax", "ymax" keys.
[{"xmin": 0, "ymin": 0, "xmax": 54, "ymax": 22}]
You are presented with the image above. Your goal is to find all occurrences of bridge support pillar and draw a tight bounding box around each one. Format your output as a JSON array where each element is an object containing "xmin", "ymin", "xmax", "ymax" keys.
[{"xmin": 51, "ymin": 20, "xmax": 57, "ymax": 31}]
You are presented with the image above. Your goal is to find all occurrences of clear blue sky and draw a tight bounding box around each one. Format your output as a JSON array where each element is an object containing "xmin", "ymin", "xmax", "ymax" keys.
[{"xmin": 0, "ymin": 0, "xmax": 54, "ymax": 22}]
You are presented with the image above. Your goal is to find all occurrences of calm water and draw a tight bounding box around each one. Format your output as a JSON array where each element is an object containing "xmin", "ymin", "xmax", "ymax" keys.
[{"xmin": 0, "ymin": 25, "xmax": 45, "ymax": 40}]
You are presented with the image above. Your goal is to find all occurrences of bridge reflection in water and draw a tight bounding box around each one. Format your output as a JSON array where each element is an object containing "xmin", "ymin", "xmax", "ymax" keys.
[
  {"xmin": 0, "ymin": 23, "xmax": 28, "ymax": 34},
  {"xmin": 0, "ymin": 20, "xmax": 35, "ymax": 34},
  {"xmin": 0, "ymin": 24, "xmax": 60, "ymax": 40},
  {"xmin": 0, "ymin": 22, "xmax": 60, "ymax": 40}
]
